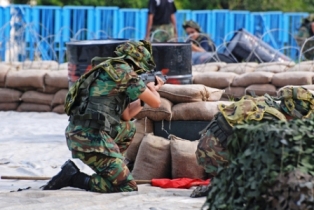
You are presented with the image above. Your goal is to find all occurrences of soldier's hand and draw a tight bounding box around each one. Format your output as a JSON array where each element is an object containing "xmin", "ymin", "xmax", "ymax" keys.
[{"xmin": 154, "ymin": 76, "xmax": 165, "ymax": 91}]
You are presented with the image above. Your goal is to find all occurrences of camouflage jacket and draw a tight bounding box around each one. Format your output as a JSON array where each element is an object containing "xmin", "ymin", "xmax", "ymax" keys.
[
  {"xmin": 296, "ymin": 24, "xmax": 314, "ymax": 60},
  {"xmin": 65, "ymin": 58, "xmax": 146, "ymax": 159}
]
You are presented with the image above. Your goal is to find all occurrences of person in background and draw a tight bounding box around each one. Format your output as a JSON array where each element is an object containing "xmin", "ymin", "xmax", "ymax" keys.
[
  {"xmin": 145, "ymin": 0, "xmax": 178, "ymax": 42},
  {"xmin": 183, "ymin": 20, "xmax": 216, "ymax": 53},
  {"xmin": 296, "ymin": 14, "xmax": 314, "ymax": 60},
  {"xmin": 183, "ymin": 20, "xmax": 237, "ymax": 65},
  {"xmin": 41, "ymin": 41, "xmax": 165, "ymax": 193}
]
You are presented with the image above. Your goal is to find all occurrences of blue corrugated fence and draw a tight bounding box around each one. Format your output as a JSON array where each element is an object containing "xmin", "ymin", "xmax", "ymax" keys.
[{"xmin": 0, "ymin": 5, "xmax": 309, "ymax": 62}]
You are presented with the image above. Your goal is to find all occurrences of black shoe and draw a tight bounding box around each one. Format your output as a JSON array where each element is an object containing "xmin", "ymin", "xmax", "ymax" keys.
[
  {"xmin": 190, "ymin": 184, "xmax": 212, "ymax": 198},
  {"xmin": 41, "ymin": 160, "xmax": 79, "ymax": 190}
]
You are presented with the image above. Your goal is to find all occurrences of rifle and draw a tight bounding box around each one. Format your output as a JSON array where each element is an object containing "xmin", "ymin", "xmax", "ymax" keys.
[{"xmin": 139, "ymin": 71, "xmax": 167, "ymax": 85}]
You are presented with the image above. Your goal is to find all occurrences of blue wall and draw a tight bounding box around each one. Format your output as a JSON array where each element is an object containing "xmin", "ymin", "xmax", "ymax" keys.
[{"xmin": 0, "ymin": 5, "xmax": 309, "ymax": 62}]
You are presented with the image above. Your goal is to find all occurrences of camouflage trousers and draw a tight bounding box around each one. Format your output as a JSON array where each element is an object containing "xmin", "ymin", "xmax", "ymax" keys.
[
  {"xmin": 195, "ymin": 130, "xmax": 229, "ymax": 176},
  {"xmin": 150, "ymin": 24, "xmax": 175, "ymax": 42},
  {"xmin": 71, "ymin": 121, "xmax": 138, "ymax": 193}
]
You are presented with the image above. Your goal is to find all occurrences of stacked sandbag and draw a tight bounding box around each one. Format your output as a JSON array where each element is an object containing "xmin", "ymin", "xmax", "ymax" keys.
[
  {"xmin": 0, "ymin": 88, "xmax": 22, "ymax": 111},
  {"xmin": 0, "ymin": 63, "xmax": 13, "ymax": 87},
  {"xmin": 169, "ymin": 135, "xmax": 206, "ymax": 179},
  {"xmin": 134, "ymin": 98, "xmax": 173, "ymax": 121},
  {"xmin": 5, "ymin": 69, "xmax": 48, "ymax": 92},
  {"xmin": 171, "ymin": 101, "xmax": 232, "ymax": 121},
  {"xmin": 18, "ymin": 91, "xmax": 53, "ymax": 112},
  {"xmin": 222, "ymin": 87, "xmax": 246, "ymax": 100},
  {"xmin": 43, "ymin": 70, "xmax": 68, "ymax": 93},
  {"xmin": 192, "ymin": 62, "xmax": 226, "ymax": 73},
  {"xmin": 193, "ymin": 72, "xmax": 238, "ymax": 89},
  {"xmin": 51, "ymin": 89, "xmax": 68, "ymax": 114},
  {"xmin": 158, "ymin": 84, "xmax": 225, "ymax": 104},
  {"xmin": 132, "ymin": 134, "xmax": 171, "ymax": 180},
  {"xmin": 245, "ymin": 84, "xmax": 277, "ymax": 96},
  {"xmin": 125, "ymin": 118, "xmax": 154, "ymax": 163},
  {"xmin": 58, "ymin": 62, "xmax": 68, "ymax": 70},
  {"xmin": 286, "ymin": 61, "xmax": 314, "ymax": 72},
  {"xmin": 22, "ymin": 60, "xmax": 59, "ymax": 70},
  {"xmin": 4, "ymin": 61, "xmax": 22, "ymax": 70},
  {"xmin": 254, "ymin": 61, "xmax": 295, "ymax": 73},
  {"xmin": 272, "ymin": 72, "xmax": 314, "ymax": 88},
  {"xmin": 225, "ymin": 72, "xmax": 275, "ymax": 97},
  {"xmin": 219, "ymin": 62, "xmax": 258, "ymax": 74}
]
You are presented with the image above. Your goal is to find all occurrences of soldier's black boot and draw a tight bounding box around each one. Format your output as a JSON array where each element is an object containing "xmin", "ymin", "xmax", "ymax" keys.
[
  {"xmin": 42, "ymin": 160, "xmax": 90, "ymax": 191},
  {"xmin": 190, "ymin": 184, "xmax": 212, "ymax": 198}
]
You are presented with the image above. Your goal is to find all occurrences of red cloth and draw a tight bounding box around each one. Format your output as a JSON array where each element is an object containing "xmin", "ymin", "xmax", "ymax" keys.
[{"xmin": 151, "ymin": 178, "xmax": 210, "ymax": 189}]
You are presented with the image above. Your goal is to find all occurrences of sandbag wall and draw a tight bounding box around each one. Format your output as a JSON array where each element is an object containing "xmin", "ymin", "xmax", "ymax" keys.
[
  {"xmin": 192, "ymin": 61, "xmax": 314, "ymax": 99},
  {"xmin": 127, "ymin": 84, "xmax": 231, "ymax": 181},
  {"xmin": 0, "ymin": 61, "xmax": 68, "ymax": 113}
]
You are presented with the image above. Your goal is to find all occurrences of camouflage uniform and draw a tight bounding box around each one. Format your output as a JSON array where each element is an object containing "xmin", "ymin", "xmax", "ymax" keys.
[
  {"xmin": 196, "ymin": 95, "xmax": 287, "ymax": 176},
  {"xmin": 65, "ymin": 60, "xmax": 145, "ymax": 193},
  {"xmin": 150, "ymin": 24, "xmax": 175, "ymax": 42},
  {"xmin": 296, "ymin": 15, "xmax": 314, "ymax": 60},
  {"xmin": 42, "ymin": 41, "xmax": 156, "ymax": 193}
]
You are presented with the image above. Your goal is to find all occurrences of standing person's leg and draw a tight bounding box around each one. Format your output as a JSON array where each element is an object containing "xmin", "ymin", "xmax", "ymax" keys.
[
  {"xmin": 73, "ymin": 151, "xmax": 137, "ymax": 193},
  {"xmin": 150, "ymin": 24, "xmax": 173, "ymax": 42}
]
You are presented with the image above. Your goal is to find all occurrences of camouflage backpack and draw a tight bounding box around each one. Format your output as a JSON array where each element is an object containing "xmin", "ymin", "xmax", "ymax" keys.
[
  {"xmin": 278, "ymin": 86, "xmax": 314, "ymax": 119},
  {"xmin": 218, "ymin": 94, "xmax": 287, "ymax": 127},
  {"xmin": 64, "ymin": 56, "xmax": 130, "ymax": 116}
]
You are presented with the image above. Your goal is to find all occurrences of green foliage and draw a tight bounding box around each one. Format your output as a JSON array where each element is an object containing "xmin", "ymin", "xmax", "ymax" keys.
[
  {"xmin": 204, "ymin": 118, "xmax": 314, "ymax": 209},
  {"xmin": 11, "ymin": 0, "xmax": 314, "ymax": 12}
]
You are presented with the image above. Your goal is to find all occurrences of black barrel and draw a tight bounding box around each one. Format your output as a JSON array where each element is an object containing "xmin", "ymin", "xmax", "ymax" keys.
[
  {"xmin": 66, "ymin": 39, "xmax": 128, "ymax": 87},
  {"xmin": 152, "ymin": 42, "xmax": 192, "ymax": 84},
  {"xmin": 224, "ymin": 28, "xmax": 292, "ymax": 63}
]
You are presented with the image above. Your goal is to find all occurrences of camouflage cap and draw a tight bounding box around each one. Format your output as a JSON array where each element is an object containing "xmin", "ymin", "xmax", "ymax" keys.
[
  {"xmin": 182, "ymin": 20, "xmax": 202, "ymax": 32},
  {"xmin": 115, "ymin": 40, "xmax": 156, "ymax": 75}
]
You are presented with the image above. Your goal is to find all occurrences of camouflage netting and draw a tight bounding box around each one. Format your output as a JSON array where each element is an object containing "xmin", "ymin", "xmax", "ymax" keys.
[{"xmin": 204, "ymin": 118, "xmax": 314, "ymax": 210}]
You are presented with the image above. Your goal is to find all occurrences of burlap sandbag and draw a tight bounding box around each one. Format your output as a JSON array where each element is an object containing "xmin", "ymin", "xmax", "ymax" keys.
[
  {"xmin": 254, "ymin": 62, "xmax": 295, "ymax": 73},
  {"xmin": 0, "ymin": 102, "xmax": 19, "ymax": 111},
  {"xmin": 0, "ymin": 63, "xmax": 11, "ymax": 84},
  {"xmin": 5, "ymin": 62, "xmax": 22, "ymax": 70},
  {"xmin": 169, "ymin": 135, "xmax": 206, "ymax": 179},
  {"xmin": 132, "ymin": 134, "xmax": 171, "ymax": 180},
  {"xmin": 219, "ymin": 62, "xmax": 258, "ymax": 74},
  {"xmin": 59, "ymin": 62, "xmax": 68, "ymax": 70},
  {"xmin": 134, "ymin": 98, "xmax": 173, "ymax": 121},
  {"xmin": 172, "ymin": 101, "xmax": 233, "ymax": 121},
  {"xmin": 52, "ymin": 104, "xmax": 65, "ymax": 114},
  {"xmin": 193, "ymin": 72, "xmax": 237, "ymax": 89},
  {"xmin": 17, "ymin": 103, "xmax": 51, "ymax": 112},
  {"xmin": 0, "ymin": 88, "xmax": 22, "ymax": 103},
  {"xmin": 223, "ymin": 87, "xmax": 246, "ymax": 99},
  {"xmin": 231, "ymin": 72, "xmax": 274, "ymax": 87},
  {"xmin": 22, "ymin": 60, "xmax": 59, "ymax": 70},
  {"xmin": 192, "ymin": 62, "xmax": 227, "ymax": 73},
  {"xmin": 245, "ymin": 84, "xmax": 277, "ymax": 96},
  {"xmin": 21, "ymin": 91, "xmax": 54, "ymax": 105},
  {"xmin": 51, "ymin": 89, "xmax": 68, "ymax": 107},
  {"xmin": 301, "ymin": 85, "xmax": 314, "ymax": 90},
  {"xmin": 158, "ymin": 84, "xmax": 224, "ymax": 103},
  {"xmin": 37, "ymin": 86, "xmax": 61, "ymax": 94},
  {"xmin": 44, "ymin": 70, "xmax": 68, "ymax": 88},
  {"xmin": 271, "ymin": 72, "xmax": 314, "ymax": 87},
  {"xmin": 5, "ymin": 69, "xmax": 48, "ymax": 90},
  {"xmin": 125, "ymin": 118, "xmax": 154, "ymax": 162},
  {"xmin": 286, "ymin": 62, "xmax": 314, "ymax": 72}
]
